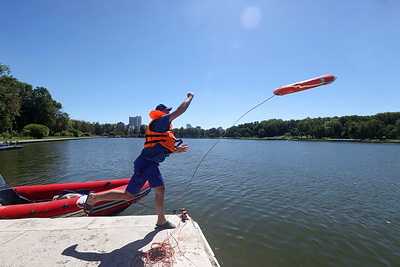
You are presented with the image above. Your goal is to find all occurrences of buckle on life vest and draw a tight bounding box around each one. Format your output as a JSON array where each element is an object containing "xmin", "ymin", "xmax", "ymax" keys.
[{"xmin": 175, "ymin": 139, "xmax": 183, "ymax": 148}]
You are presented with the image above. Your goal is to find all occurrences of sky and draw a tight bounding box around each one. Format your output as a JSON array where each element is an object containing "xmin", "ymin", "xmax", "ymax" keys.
[{"xmin": 1, "ymin": 0, "xmax": 399, "ymax": 129}]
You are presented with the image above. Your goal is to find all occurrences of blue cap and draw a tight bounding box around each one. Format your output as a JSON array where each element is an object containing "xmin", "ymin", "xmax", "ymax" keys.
[{"xmin": 155, "ymin": 104, "xmax": 172, "ymax": 111}]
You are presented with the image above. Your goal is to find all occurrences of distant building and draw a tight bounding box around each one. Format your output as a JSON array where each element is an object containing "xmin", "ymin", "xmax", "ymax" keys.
[
  {"xmin": 129, "ymin": 116, "xmax": 142, "ymax": 129},
  {"xmin": 186, "ymin": 123, "xmax": 192, "ymax": 129},
  {"xmin": 116, "ymin": 122, "xmax": 125, "ymax": 134}
]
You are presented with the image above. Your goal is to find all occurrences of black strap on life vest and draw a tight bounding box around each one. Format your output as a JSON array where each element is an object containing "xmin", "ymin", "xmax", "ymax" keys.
[
  {"xmin": 144, "ymin": 136, "xmax": 183, "ymax": 147},
  {"xmin": 144, "ymin": 133, "xmax": 168, "ymax": 145},
  {"xmin": 175, "ymin": 139, "xmax": 183, "ymax": 148},
  {"xmin": 145, "ymin": 134, "xmax": 168, "ymax": 137}
]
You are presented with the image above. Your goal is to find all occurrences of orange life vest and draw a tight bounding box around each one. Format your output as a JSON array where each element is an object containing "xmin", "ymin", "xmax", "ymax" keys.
[{"xmin": 144, "ymin": 110, "xmax": 177, "ymax": 153}]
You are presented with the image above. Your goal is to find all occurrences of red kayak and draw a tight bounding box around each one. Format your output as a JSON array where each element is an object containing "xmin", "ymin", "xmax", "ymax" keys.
[{"xmin": 0, "ymin": 176, "xmax": 150, "ymax": 219}]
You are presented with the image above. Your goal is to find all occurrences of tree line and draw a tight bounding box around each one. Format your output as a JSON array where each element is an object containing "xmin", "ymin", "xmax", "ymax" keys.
[
  {"xmin": 223, "ymin": 113, "xmax": 400, "ymax": 140},
  {"xmin": 0, "ymin": 63, "xmax": 122, "ymax": 138},
  {"xmin": 1, "ymin": 63, "xmax": 399, "ymax": 140},
  {"xmin": 173, "ymin": 112, "xmax": 400, "ymax": 140}
]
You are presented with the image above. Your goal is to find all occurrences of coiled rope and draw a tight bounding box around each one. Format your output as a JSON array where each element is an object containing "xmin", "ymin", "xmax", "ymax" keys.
[
  {"xmin": 139, "ymin": 219, "xmax": 191, "ymax": 266},
  {"xmin": 142, "ymin": 242, "xmax": 175, "ymax": 266}
]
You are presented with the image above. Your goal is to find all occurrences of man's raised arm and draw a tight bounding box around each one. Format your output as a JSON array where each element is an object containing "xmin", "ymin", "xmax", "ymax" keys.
[{"xmin": 169, "ymin": 92, "xmax": 194, "ymax": 122}]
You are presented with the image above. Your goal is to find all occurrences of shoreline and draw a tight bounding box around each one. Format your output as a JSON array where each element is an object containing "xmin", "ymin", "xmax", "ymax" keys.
[
  {"xmin": 2, "ymin": 136, "xmax": 100, "ymax": 145},
  {"xmin": 2, "ymin": 136, "xmax": 399, "ymax": 144},
  {"xmin": 233, "ymin": 137, "xmax": 400, "ymax": 144}
]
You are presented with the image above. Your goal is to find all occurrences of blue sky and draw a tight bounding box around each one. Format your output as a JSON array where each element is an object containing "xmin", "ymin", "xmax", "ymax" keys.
[{"xmin": 1, "ymin": 0, "xmax": 399, "ymax": 129}]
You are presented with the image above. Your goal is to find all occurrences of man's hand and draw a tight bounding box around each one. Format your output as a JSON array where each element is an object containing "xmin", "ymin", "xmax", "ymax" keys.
[
  {"xmin": 169, "ymin": 92, "xmax": 195, "ymax": 122},
  {"xmin": 174, "ymin": 144, "xmax": 189, "ymax": 153}
]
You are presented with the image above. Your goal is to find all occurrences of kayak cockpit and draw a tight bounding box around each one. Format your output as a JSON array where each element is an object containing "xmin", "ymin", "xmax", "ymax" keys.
[{"xmin": 0, "ymin": 175, "xmax": 34, "ymax": 205}]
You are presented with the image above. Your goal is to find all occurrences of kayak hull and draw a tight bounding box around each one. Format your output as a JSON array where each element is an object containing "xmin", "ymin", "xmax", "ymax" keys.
[{"xmin": 0, "ymin": 179, "xmax": 150, "ymax": 219}]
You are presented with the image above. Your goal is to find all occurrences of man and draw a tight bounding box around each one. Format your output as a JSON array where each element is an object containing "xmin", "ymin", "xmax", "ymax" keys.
[{"xmin": 84, "ymin": 92, "xmax": 194, "ymax": 229}]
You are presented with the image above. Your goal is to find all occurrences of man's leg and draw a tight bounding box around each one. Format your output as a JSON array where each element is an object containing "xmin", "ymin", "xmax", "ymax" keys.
[
  {"xmin": 87, "ymin": 188, "xmax": 135, "ymax": 206},
  {"xmin": 154, "ymin": 185, "xmax": 167, "ymax": 225},
  {"xmin": 86, "ymin": 156, "xmax": 146, "ymax": 209}
]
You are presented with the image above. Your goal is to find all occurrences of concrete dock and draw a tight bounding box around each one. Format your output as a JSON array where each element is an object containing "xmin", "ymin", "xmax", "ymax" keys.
[{"xmin": 0, "ymin": 214, "xmax": 219, "ymax": 267}]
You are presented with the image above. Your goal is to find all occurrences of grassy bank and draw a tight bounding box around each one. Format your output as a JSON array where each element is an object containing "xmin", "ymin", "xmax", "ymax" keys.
[{"xmin": 1, "ymin": 136, "xmax": 102, "ymax": 144}]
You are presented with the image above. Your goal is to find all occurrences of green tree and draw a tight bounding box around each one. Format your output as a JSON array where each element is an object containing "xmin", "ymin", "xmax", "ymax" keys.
[
  {"xmin": 374, "ymin": 112, "xmax": 400, "ymax": 125},
  {"xmin": 311, "ymin": 124, "xmax": 326, "ymax": 138},
  {"xmin": 72, "ymin": 120, "xmax": 94, "ymax": 134},
  {"xmin": 324, "ymin": 118, "xmax": 343, "ymax": 138},
  {"xmin": 225, "ymin": 126, "xmax": 238, "ymax": 137},
  {"xmin": 14, "ymin": 81, "xmax": 35, "ymax": 131},
  {"xmin": 0, "ymin": 64, "xmax": 10, "ymax": 76},
  {"xmin": 365, "ymin": 119, "xmax": 384, "ymax": 139},
  {"xmin": 345, "ymin": 121, "xmax": 359, "ymax": 139},
  {"xmin": 207, "ymin": 127, "xmax": 221, "ymax": 138},
  {"xmin": 53, "ymin": 111, "xmax": 71, "ymax": 134},
  {"xmin": 356, "ymin": 121, "xmax": 369, "ymax": 139},
  {"xmin": 140, "ymin": 125, "xmax": 146, "ymax": 136},
  {"xmin": 297, "ymin": 119, "xmax": 312, "ymax": 138},
  {"xmin": 23, "ymin": 124, "xmax": 50, "ymax": 139},
  {"xmin": 31, "ymin": 87, "xmax": 62, "ymax": 134},
  {"xmin": 257, "ymin": 128, "xmax": 266, "ymax": 138},
  {"xmin": 102, "ymin": 123, "xmax": 114, "ymax": 135},
  {"xmin": 0, "ymin": 75, "xmax": 21, "ymax": 134},
  {"xmin": 93, "ymin": 122, "xmax": 103, "ymax": 135},
  {"xmin": 393, "ymin": 120, "xmax": 400, "ymax": 138},
  {"xmin": 70, "ymin": 129, "xmax": 82, "ymax": 137}
]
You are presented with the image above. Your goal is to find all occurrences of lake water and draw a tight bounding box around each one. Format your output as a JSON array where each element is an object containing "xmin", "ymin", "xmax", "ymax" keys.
[{"xmin": 1, "ymin": 138, "xmax": 399, "ymax": 266}]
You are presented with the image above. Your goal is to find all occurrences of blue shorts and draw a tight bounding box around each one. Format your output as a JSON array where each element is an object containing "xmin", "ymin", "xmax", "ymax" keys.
[{"xmin": 126, "ymin": 155, "xmax": 164, "ymax": 195}]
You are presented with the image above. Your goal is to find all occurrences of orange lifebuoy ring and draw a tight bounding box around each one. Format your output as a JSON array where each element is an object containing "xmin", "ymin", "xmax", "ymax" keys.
[{"xmin": 273, "ymin": 74, "xmax": 336, "ymax": 96}]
